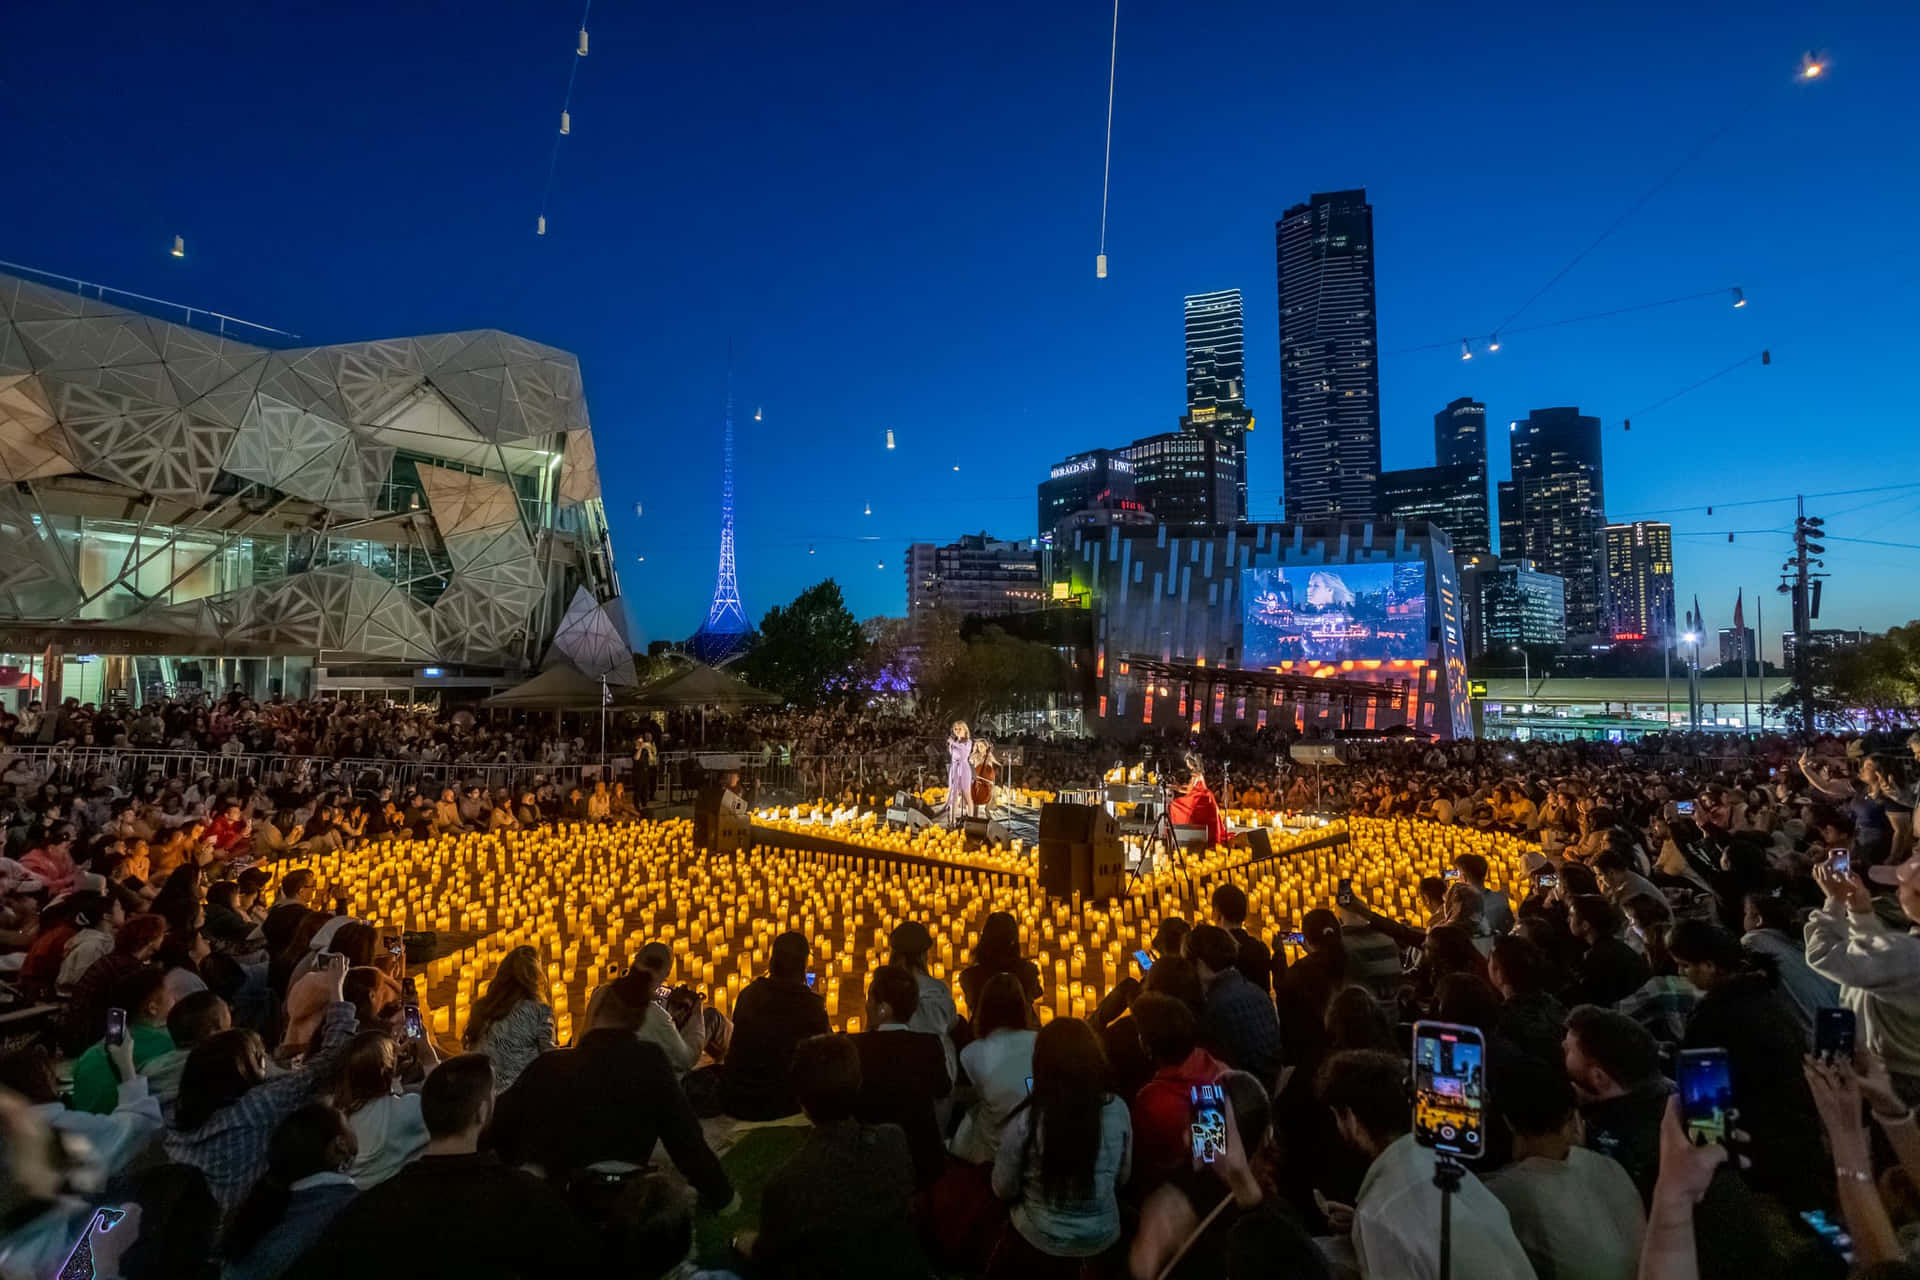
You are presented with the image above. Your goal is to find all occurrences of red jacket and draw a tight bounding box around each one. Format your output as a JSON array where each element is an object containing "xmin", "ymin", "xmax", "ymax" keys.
[
  {"xmin": 1169, "ymin": 779, "xmax": 1228, "ymax": 847},
  {"xmin": 1130, "ymin": 1046, "xmax": 1229, "ymax": 1187}
]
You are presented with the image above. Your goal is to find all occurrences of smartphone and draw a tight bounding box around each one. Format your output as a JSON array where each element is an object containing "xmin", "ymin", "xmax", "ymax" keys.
[
  {"xmin": 1190, "ymin": 1082, "xmax": 1227, "ymax": 1164},
  {"xmin": 1815, "ymin": 1007, "xmax": 1856, "ymax": 1063},
  {"xmin": 403, "ymin": 1004, "xmax": 424, "ymax": 1040},
  {"xmin": 1412, "ymin": 1020, "xmax": 1485, "ymax": 1159},
  {"xmin": 1675, "ymin": 800, "xmax": 1695, "ymax": 816},
  {"xmin": 104, "ymin": 1006, "xmax": 127, "ymax": 1048},
  {"xmin": 1537, "ymin": 872, "xmax": 1559, "ymax": 888},
  {"xmin": 1830, "ymin": 849, "xmax": 1851, "ymax": 877},
  {"xmin": 386, "ymin": 935, "xmax": 403, "ymax": 957},
  {"xmin": 55, "ymin": 1206, "xmax": 128, "ymax": 1278},
  {"xmin": 1133, "ymin": 948, "xmax": 1154, "ymax": 972},
  {"xmin": 1336, "ymin": 877, "xmax": 1354, "ymax": 907},
  {"xmin": 1677, "ymin": 1047, "xmax": 1735, "ymax": 1146},
  {"xmin": 1283, "ymin": 931, "xmax": 1306, "ymax": 946},
  {"xmin": 1799, "ymin": 1209, "xmax": 1856, "ymax": 1265},
  {"xmin": 1769, "ymin": 767, "xmax": 1779, "ymax": 778},
  {"xmin": 1443, "ymin": 867, "xmax": 1460, "ymax": 881},
  {"xmin": 804, "ymin": 971, "xmax": 817, "ymax": 991},
  {"xmin": 1024, "ymin": 1076, "xmax": 1033, "ymax": 1094}
]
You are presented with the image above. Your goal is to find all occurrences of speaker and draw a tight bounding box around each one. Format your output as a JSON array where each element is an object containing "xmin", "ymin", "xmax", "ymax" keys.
[
  {"xmin": 1230, "ymin": 827, "xmax": 1273, "ymax": 859},
  {"xmin": 886, "ymin": 806, "xmax": 932, "ymax": 830},
  {"xmin": 962, "ymin": 816, "xmax": 992, "ymax": 842},
  {"xmin": 1036, "ymin": 803, "xmax": 1121, "ymax": 899},
  {"xmin": 692, "ymin": 787, "xmax": 750, "ymax": 854}
]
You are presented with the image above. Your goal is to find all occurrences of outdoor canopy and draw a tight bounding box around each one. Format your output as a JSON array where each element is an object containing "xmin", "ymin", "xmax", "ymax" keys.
[
  {"xmin": 483, "ymin": 664, "xmax": 642, "ymax": 710},
  {"xmin": 630, "ymin": 662, "xmax": 781, "ymax": 710}
]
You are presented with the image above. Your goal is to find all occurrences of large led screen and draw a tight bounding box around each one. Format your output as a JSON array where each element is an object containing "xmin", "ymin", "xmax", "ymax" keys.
[{"xmin": 1241, "ymin": 561, "xmax": 1428, "ymax": 664}]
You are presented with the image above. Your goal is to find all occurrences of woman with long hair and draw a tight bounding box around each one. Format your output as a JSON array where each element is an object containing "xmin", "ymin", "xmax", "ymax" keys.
[
  {"xmin": 988, "ymin": 1017, "xmax": 1131, "ymax": 1277},
  {"xmin": 462, "ymin": 945, "xmax": 555, "ymax": 1091},
  {"xmin": 221, "ymin": 1102, "xmax": 359, "ymax": 1280},
  {"xmin": 951, "ymin": 974, "xmax": 1040, "ymax": 1165},
  {"xmin": 959, "ymin": 911, "xmax": 1043, "ymax": 1008},
  {"xmin": 946, "ymin": 721, "xmax": 974, "ymax": 825},
  {"xmin": 1274, "ymin": 908, "xmax": 1346, "ymax": 1073},
  {"xmin": 330, "ymin": 1030, "xmax": 430, "ymax": 1188}
]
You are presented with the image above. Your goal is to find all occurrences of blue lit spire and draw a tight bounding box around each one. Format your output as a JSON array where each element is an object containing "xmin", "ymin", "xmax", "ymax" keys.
[{"xmin": 689, "ymin": 368, "xmax": 752, "ymax": 664}]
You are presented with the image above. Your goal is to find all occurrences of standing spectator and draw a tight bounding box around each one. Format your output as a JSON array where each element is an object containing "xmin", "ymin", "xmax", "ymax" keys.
[
  {"xmin": 1805, "ymin": 853, "xmax": 1920, "ymax": 1103},
  {"xmin": 989, "ymin": 1018, "xmax": 1132, "ymax": 1277},
  {"xmin": 1566, "ymin": 895, "xmax": 1651, "ymax": 1008},
  {"xmin": 166, "ymin": 957, "xmax": 358, "ymax": 1220},
  {"xmin": 220, "ymin": 1103, "xmax": 359, "ymax": 1280},
  {"xmin": 1456, "ymin": 853, "xmax": 1515, "ymax": 935},
  {"xmin": 1562, "ymin": 1005, "xmax": 1671, "ymax": 1204},
  {"xmin": 719, "ymin": 930, "xmax": 830, "ymax": 1120},
  {"xmin": 958, "ymin": 911, "xmax": 1043, "ymax": 1008},
  {"xmin": 1738, "ymin": 891, "xmax": 1836, "ymax": 1041},
  {"xmin": 749, "ymin": 1034, "xmax": 929, "ymax": 1280},
  {"xmin": 460, "ymin": 945, "xmax": 555, "ymax": 1092},
  {"xmin": 1126, "ymin": 992, "xmax": 1227, "ymax": 1190},
  {"xmin": 1315, "ymin": 1048, "xmax": 1534, "ymax": 1280},
  {"xmin": 950, "ymin": 973, "xmax": 1038, "ymax": 1165},
  {"xmin": 851, "ymin": 964, "xmax": 953, "ymax": 1189},
  {"xmin": 1485, "ymin": 1056, "xmax": 1645, "ymax": 1280},
  {"xmin": 1188, "ymin": 925, "xmax": 1284, "ymax": 1090},
  {"xmin": 1212, "ymin": 884, "xmax": 1274, "ymax": 994},
  {"xmin": 281, "ymin": 1055, "xmax": 589, "ymax": 1278},
  {"xmin": 889, "ymin": 920, "xmax": 959, "ymax": 1083}
]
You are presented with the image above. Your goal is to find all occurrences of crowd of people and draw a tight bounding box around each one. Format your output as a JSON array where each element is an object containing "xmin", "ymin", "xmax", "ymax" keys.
[{"xmin": 3, "ymin": 707, "xmax": 1920, "ymax": 1276}]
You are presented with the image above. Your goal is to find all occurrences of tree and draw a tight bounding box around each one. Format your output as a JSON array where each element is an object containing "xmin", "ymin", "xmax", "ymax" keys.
[
  {"xmin": 736, "ymin": 580, "xmax": 866, "ymax": 709},
  {"xmin": 916, "ymin": 624, "xmax": 1069, "ymax": 723}
]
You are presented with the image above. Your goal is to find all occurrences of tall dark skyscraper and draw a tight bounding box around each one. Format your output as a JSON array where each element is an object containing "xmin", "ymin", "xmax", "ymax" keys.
[
  {"xmin": 1508, "ymin": 407, "xmax": 1609, "ymax": 640},
  {"xmin": 1379, "ymin": 396, "xmax": 1489, "ymax": 557},
  {"xmin": 1276, "ymin": 189, "xmax": 1381, "ymax": 522},
  {"xmin": 1184, "ymin": 289, "xmax": 1245, "ymax": 411}
]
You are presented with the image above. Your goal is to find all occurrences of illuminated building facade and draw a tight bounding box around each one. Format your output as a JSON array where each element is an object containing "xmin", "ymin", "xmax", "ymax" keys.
[
  {"xmin": 1037, "ymin": 449, "xmax": 1136, "ymax": 538},
  {"xmin": 1507, "ymin": 407, "xmax": 1608, "ymax": 641},
  {"xmin": 1053, "ymin": 518, "xmax": 1472, "ymax": 739},
  {"xmin": 1123, "ymin": 428, "xmax": 1241, "ymax": 527},
  {"xmin": 1184, "ymin": 289, "xmax": 1245, "ymax": 412},
  {"xmin": 1277, "ymin": 190, "xmax": 1382, "ymax": 522},
  {"xmin": 1604, "ymin": 521, "xmax": 1674, "ymax": 643},
  {"xmin": 0, "ymin": 270, "xmax": 626, "ymax": 707},
  {"xmin": 1480, "ymin": 558, "xmax": 1567, "ymax": 652},
  {"xmin": 905, "ymin": 533, "xmax": 1042, "ymax": 628}
]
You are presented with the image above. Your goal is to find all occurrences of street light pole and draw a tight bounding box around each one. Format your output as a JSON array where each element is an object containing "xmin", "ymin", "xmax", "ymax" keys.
[{"xmin": 1511, "ymin": 645, "xmax": 1529, "ymax": 690}]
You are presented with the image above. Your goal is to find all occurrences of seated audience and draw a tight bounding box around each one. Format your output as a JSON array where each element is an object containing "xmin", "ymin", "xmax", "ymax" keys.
[
  {"xmin": 951, "ymin": 972, "xmax": 1039, "ymax": 1165},
  {"xmin": 70, "ymin": 967, "xmax": 175, "ymax": 1115},
  {"xmin": 958, "ymin": 910, "xmax": 1044, "ymax": 1008},
  {"xmin": 460, "ymin": 945, "xmax": 555, "ymax": 1092},
  {"xmin": 1563, "ymin": 1005, "xmax": 1671, "ymax": 1203},
  {"xmin": 1187, "ymin": 924, "xmax": 1284, "ymax": 1089},
  {"xmin": 1127, "ymin": 992, "xmax": 1227, "ymax": 1190},
  {"xmin": 719, "ymin": 930, "xmax": 830, "ymax": 1120},
  {"xmin": 331, "ymin": 1030, "xmax": 431, "ymax": 1189},
  {"xmin": 851, "ymin": 964, "xmax": 952, "ymax": 1189},
  {"xmin": 220, "ymin": 1102, "xmax": 359, "ymax": 1280}
]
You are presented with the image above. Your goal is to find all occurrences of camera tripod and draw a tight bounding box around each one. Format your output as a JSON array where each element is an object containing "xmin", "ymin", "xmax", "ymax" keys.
[{"xmin": 1127, "ymin": 774, "xmax": 1191, "ymax": 893}]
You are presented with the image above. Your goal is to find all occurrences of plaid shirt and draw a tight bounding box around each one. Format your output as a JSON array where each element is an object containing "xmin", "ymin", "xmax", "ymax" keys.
[
  {"xmin": 1616, "ymin": 976, "xmax": 1701, "ymax": 1046},
  {"xmin": 164, "ymin": 1001, "xmax": 357, "ymax": 1221}
]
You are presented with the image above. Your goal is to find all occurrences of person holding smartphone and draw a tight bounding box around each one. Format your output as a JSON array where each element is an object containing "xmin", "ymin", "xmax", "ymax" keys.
[{"xmin": 1807, "ymin": 851, "xmax": 1920, "ymax": 1106}]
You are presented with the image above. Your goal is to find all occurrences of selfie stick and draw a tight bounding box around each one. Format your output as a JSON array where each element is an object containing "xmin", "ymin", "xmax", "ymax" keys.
[{"xmin": 1433, "ymin": 1153, "xmax": 1465, "ymax": 1280}]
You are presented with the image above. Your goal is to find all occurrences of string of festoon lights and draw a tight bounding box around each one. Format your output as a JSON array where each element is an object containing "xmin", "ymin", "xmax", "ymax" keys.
[
  {"xmin": 1094, "ymin": 0, "xmax": 1120, "ymax": 279},
  {"xmin": 535, "ymin": 1, "xmax": 595, "ymax": 236}
]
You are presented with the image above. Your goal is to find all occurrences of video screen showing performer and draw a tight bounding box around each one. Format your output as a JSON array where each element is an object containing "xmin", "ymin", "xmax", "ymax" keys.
[{"xmin": 1241, "ymin": 562, "xmax": 1427, "ymax": 665}]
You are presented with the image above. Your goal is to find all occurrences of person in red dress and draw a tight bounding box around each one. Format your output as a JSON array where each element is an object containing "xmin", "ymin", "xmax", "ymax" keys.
[{"xmin": 1168, "ymin": 753, "xmax": 1228, "ymax": 847}]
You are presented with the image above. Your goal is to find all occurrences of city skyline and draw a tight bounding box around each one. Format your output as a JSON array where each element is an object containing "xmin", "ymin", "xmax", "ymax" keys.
[
  {"xmin": 7, "ymin": 1, "xmax": 1916, "ymax": 659},
  {"xmin": 1506, "ymin": 407, "xmax": 1611, "ymax": 640}
]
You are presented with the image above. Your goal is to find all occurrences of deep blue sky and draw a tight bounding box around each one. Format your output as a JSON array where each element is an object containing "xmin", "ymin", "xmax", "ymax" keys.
[{"xmin": 6, "ymin": 1, "xmax": 1917, "ymax": 660}]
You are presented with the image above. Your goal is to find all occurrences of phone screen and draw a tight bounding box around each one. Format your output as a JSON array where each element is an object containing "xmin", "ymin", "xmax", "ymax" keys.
[
  {"xmin": 1675, "ymin": 800, "xmax": 1695, "ymax": 816},
  {"xmin": 1412, "ymin": 1020, "xmax": 1485, "ymax": 1159},
  {"xmin": 1815, "ymin": 1007, "xmax": 1856, "ymax": 1062},
  {"xmin": 1190, "ymin": 1082, "xmax": 1226, "ymax": 1164},
  {"xmin": 1678, "ymin": 1048, "xmax": 1735, "ymax": 1146},
  {"xmin": 104, "ymin": 1007, "xmax": 127, "ymax": 1047},
  {"xmin": 1800, "ymin": 1209, "xmax": 1856, "ymax": 1264},
  {"xmin": 1133, "ymin": 949, "xmax": 1154, "ymax": 972},
  {"xmin": 1443, "ymin": 868, "xmax": 1459, "ymax": 881},
  {"xmin": 1830, "ymin": 850, "xmax": 1852, "ymax": 877},
  {"xmin": 1336, "ymin": 878, "xmax": 1354, "ymax": 907},
  {"xmin": 804, "ymin": 971, "xmax": 817, "ymax": 991},
  {"xmin": 1024, "ymin": 1076, "xmax": 1033, "ymax": 1094},
  {"xmin": 1537, "ymin": 872, "xmax": 1559, "ymax": 888},
  {"xmin": 403, "ymin": 1005, "xmax": 424, "ymax": 1040},
  {"xmin": 1287, "ymin": 931, "xmax": 1306, "ymax": 945}
]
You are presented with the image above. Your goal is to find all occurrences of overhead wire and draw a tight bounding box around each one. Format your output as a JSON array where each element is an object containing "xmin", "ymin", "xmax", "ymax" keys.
[
  {"xmin": 1095, "ymin": 0, "xmax": 1119, "ymax": 278},
  {"xmin": 1388, "ymin": 285, "xmax": 1742, "ymax": 356},
  {"xmin": 536, "ymin": 0, "xmax": 594, "ymax": 235}
]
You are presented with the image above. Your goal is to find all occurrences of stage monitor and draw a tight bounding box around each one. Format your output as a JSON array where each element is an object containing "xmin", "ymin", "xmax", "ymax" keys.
[{"xmin": 1241, "ymin": 561, "xmax": 1427, "ymax": 665}]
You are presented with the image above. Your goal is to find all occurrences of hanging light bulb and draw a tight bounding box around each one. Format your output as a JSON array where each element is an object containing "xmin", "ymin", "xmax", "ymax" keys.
[
  {"xmin": 864, "ymin": 503, "xmax": 872, "ymax": 516},
  {"xmin": 560, "ymin": 110, "xmax": 571, "ymax": 135},
  {"xmin": 1731, "ymin": 286, "xmax": 1746, "ymax": 308},
  {"xmin": 577, "ymin": 27, "xmax": 589, "ymax": 56},
  {"xmin": 1799, "ymin": 51, "xmax": 1825, "ymax": 79},
  {"xmin": 1487, "ymin": 333, "xmax": 1500, "ymax": 352},
  {"xmin": 808, "ymin": 544, "xmax": 816, "ymax": 554},
  {"xmin": 636, "ymin": 554, "xmax": 646, "ymax": 562},
  {"xmin": 1761, "ymin": 349, "xmax": 1771, "ymax": 365},
  {"xmin": 952, "ymin": 463, "xmax": 961, "ymax": 472},
  {"xmin": 1728, "ymin": 533, "xmax": 1735, "ymax": 543},
  {"xmin": 1459, "ymin": 339, "xmax": 1472, "ymax": 361},
  {"xmin": 885, "ymin": 429, "xmax": 895, "ymax": 450},
  {"xmin": 633, "ymin": 502, "xmax": 643, "ymax": 517},
  {"xmin": 537, "ymin": 215, "xmax": 547, "ymax": 236},
  {"xmin": 1096, "ymin": 254, "xmax": 1108, "ymax": 279},
  {"xmin": 1707, "ymin": 506, "xmax": 1714, "ymax": 515},
  {"xmin": 1623, "ymin": 418, "xmax": 1631, "ymax": 432},
  {"xmin": 754, "ymin": 406, "xmax": 763, "ymax": 422},
  {"xmin": 877, "ymin": 560, "xmax": 885, "ymax": 569},
  {"xmin": 170, "ymin": 235, "xmax": 185, "ymax": 258}
]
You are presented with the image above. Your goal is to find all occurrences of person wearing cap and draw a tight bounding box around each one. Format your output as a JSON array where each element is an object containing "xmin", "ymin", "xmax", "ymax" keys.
[
  {"xmin": 1806, "ymin": 851, "xmax": 1920, "ymax": 1104},
  {"xmin": 888, "ymin": 919, "xmax": 958, "ymax": 1083},
  {"xmin": 719, "ymin": 930, "xmax": 831, "ymax": 1121}
]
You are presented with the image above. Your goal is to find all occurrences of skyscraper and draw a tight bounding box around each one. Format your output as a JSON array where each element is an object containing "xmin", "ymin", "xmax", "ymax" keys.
[
  {"xmin": 1276, "ymin": 190, "xmax": 1381, "ymax": 522},
  {"xmin": 1604, "ymin": 521, "xmax": 1675, "ymax": 643},
  {"xmin": 1508, "ymin": 407, "xmax": 1608, "ymax": 640},
  {"xmin": 1184, "ymin": 289, "xmax": 1246, "ymax": 411},
  {"xmin": 1124, "ymin": 427, "xmax": 1241, "ymax": 527},
  {"xmin": 1378, "ymin": 396, "xmax": 1490, "ymax": 557}
]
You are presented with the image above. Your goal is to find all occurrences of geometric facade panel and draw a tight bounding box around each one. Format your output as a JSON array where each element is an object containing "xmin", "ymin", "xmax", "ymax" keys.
[
  {"xmin": 547, "ymin": 585, "xmax": 637, "ymax": 684},
  {"xmin": 0, "ymin": 269, "xmax": 619, "ymax": 670}
]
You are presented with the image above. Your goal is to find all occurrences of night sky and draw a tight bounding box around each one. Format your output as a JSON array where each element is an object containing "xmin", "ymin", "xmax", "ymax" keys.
[{"xmin": 5, "ymin": 1, "xmax": 1916, "ymax": 659}]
